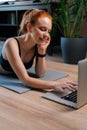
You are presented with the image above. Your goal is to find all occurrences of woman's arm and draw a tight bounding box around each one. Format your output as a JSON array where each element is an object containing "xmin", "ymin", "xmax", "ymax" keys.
[
  {"xmin": 35, "ymin": 34, "xmax": 50, "ymax": 77},
  {"xmin": 5, "ymin": 39, "xmax": 77, "ymax": 92},
  {"xmin": 35, "ymin": 56, "xmax": 47, "ymax": 77},
  {"xmin": 4, "ymin": 38, "xmax": 55, "ymax": 89}
]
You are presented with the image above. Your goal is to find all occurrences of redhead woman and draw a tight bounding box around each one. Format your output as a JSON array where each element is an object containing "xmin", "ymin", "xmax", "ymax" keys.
[{"xmin": 0, "ymin": 9, "xmax": 77, "ymax": 92}]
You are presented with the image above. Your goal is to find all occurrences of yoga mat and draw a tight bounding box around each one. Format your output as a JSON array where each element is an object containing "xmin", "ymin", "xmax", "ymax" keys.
[
  {"xmin": 0, "ymin": 69, "xmax": 68, "ymax": 93},
  {"xmin": 0, "ymin": 46, "xmax": 69, "ymax": 93},
  {"xmin": 0, "ymin": 74, "xmax": 31, "ymax": 93},
  {"xmin": 29, "ymin": 67, "xmax": 69, "ymax": 81},
  {"xmin": 0, "ymin": 81, "xmax": 30, "ymax": 93}
]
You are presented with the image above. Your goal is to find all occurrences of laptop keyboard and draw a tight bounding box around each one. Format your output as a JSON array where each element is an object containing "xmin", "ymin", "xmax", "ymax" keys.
[{"xmin": 62, "ymin": 90, "xmax": 77, "ymax": 103}]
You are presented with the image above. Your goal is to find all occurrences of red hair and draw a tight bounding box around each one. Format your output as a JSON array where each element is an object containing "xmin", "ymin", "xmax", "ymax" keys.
[{"xmin": 18, "ymin": 9, "xmax": 52, "ymax": 35}]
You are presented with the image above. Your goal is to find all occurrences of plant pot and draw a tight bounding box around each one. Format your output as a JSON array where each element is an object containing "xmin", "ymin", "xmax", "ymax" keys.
[{"xmin": 61, "ymin": 37, "xmax": 87, "ymax": 64}]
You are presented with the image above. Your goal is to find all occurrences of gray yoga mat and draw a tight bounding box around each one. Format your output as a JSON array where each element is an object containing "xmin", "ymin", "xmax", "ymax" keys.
[
  {"xmin": 29, "ymin": 67, "xmax": 69, "ymax": 81},
  {"xmin": 0, "ymin": 68, "xmax": 68, "ymax": 93},
  {"xmin": 0, "ymin": 74, "xmax": 31, "ymax": 93},
  {"xmin": 0, "ymin": 46, "xmax": 68, "ymax": 93}
]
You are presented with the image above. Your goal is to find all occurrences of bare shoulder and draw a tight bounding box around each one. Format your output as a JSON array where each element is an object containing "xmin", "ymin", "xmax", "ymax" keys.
[
  {"xmin": 1, "ymin": 38, "xmax": 18, "ymax": 56},
  {"xmin": 4, "ymin": 38, "xmax": 19, "ymax": 51},
  {"xmin": 3, "ymin": 38, "xmax": 20, "ymax": 58},
  {"xmin": 5, "ymin": 38, "xmax": 17, "ymax": 46}
]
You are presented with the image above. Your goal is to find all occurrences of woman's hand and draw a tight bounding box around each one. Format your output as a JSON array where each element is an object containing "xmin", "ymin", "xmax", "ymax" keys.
[
  {"xmin": 37, "ymin": 33, "xmax": 51, "ymax": 54},
  {"xmin": 54, "ymin": 82, "xmax": 78, "ymax": 93}
]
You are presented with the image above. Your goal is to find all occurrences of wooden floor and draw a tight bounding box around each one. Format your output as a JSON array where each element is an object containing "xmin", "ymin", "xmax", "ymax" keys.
[
  {"xmin": 0, "ymin": 40, "xmax": 87, "ymax": 130},
  {"xmin": 0, "ymin": 61, "xmax": 87, "ymax": 130},
  {"xmin": 46, "ymin": 53, "xmax": 63, "ymax": 63}
]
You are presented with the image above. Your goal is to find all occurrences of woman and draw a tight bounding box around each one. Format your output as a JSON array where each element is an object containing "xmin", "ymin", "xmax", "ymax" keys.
[{"xmin": 0, "ymin": 9, "xmax": 77, "ymax": 92}]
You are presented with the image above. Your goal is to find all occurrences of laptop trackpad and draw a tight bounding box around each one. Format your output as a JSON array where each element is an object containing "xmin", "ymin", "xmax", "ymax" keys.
[{"xmin": 42, "ymin": 89, "xmax": 77, "ymax": 108}]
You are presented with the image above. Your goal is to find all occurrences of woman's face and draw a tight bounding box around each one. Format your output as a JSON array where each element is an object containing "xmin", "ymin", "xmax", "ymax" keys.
[{"xmin": 31, "ymin": 17, "xmax": 52, "ymax": 45}]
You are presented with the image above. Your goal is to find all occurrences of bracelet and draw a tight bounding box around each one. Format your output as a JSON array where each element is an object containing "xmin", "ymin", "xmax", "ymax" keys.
[{"xmin": 37, "ymin": 53, "xmax": 46, "ymax": 57}]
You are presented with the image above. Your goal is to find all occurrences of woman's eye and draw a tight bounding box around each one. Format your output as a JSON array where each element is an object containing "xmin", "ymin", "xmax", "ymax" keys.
[
  {"xmin": 39, "ymin": 27, "xmax": 48, "ymax": 32},
  {"xmin": 39, "ymin": 27, "xmax": 51, "ymax": 33}
]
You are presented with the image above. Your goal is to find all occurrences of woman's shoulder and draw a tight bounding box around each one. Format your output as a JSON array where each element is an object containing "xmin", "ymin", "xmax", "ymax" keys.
[
  {"xmin": 3, "ymin": 37, "xmax": 20, "ymax": 52},
  {"xmin": 6, "ymin": 37, "xmax": 18, "ymax": 43}
]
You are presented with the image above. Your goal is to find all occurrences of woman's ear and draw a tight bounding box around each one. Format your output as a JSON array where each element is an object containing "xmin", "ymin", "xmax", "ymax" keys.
[{"xmin": 27, "ymin": 23, "xmax": 32, "ymax": 32}]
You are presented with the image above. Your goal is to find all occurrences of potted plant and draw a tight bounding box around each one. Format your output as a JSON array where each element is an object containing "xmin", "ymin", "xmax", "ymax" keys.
[{"xmin": 47, "ymin": 0, "xmax": 87, "ymax": 64}]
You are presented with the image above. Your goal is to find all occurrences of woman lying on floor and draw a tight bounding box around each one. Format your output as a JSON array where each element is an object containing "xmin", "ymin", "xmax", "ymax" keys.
[{"xmin": 0, "ymin": 9, "xmax": 77, "ymax": 92}]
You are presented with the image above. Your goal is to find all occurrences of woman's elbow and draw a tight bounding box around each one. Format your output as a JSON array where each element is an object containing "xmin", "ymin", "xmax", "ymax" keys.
[{"xmin": 36, "ymin": 71, "xmax": 46, "ymax": 78}]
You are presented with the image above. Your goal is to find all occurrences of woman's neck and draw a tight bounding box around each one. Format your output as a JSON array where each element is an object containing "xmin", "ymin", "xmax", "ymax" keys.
[{"xmin": 18, "ymin": 33, "xmax": 36, "ymax": 49}]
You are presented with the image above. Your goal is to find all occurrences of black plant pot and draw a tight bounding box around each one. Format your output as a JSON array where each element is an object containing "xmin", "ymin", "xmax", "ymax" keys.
[{"xmin": 61, "ymin": 37, "xmax": 87, "ymax": 64}]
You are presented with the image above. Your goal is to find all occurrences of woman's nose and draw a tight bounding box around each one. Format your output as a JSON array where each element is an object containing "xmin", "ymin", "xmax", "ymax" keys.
[
  {"xmin": 43, "ymin": 33, "xmax": 50, "ymax": 41},
  {"xmin": 43, "ymin": 32, "xmax": 50, "ymax": 37}
]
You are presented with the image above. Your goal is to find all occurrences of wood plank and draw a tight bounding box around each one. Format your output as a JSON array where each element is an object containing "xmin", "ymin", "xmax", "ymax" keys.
[{"xmin": 0, "ymin": 61, "xmax": 87, "ymax": 130}]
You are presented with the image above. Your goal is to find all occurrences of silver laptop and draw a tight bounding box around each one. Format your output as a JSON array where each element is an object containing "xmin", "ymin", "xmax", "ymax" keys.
[{"xmin": 43, "ymin": 58, "xmax": 87, "ymax": 109}]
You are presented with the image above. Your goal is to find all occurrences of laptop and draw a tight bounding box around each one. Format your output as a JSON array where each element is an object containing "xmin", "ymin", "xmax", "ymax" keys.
[{"xmin": 43, "ymin": 58, "xmax": 87, "ymax": 109}]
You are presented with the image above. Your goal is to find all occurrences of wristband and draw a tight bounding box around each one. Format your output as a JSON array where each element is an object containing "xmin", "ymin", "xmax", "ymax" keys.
[{"xmin": 37, "ymin": 53, "xmax": 46, "ymax": 57}]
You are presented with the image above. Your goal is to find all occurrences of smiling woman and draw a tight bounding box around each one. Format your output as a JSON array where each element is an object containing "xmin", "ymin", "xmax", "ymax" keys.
[{"xmin": 0, "ymin": 8, "xmax": 77, "ymax": 92}]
